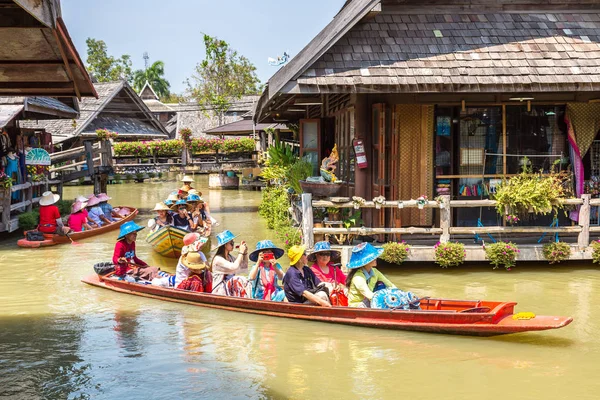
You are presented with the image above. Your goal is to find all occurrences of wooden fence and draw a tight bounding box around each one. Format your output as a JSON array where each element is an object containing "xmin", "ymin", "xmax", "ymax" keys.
[{"xmin": 301, "ymin": 193, "xmax": 596, "ymax": 250}]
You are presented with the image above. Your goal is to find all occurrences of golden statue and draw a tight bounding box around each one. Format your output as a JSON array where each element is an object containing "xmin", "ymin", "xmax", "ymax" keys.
[{"xmin": 320, "ymin": 144, "xmax": 339, "ymax": 182}]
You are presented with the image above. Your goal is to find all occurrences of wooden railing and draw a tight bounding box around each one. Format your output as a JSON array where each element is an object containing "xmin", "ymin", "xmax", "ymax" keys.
[
  {"xmin": 0, "ymin": 180, "xmax": 61, "ymax": 232},
  {"xmin": 301, "ymin": 193, "xmax": 595, "ymax": 250}
]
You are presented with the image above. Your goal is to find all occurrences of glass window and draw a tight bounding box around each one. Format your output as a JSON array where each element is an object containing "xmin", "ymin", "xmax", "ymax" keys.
[{"xmin": 303, "ymin": 121, "xmax": 319, "ymax": 149}]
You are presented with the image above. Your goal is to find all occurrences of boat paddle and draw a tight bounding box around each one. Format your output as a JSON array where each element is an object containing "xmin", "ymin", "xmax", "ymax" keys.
[{"xmin": 65, "ymin": 231, "xmax": 82, "ymax": 246}]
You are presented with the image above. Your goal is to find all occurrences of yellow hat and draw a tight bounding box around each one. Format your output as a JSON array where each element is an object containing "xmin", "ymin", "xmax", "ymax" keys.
[{"xmin": 288, "ymin": 245, "xmax": 306, "ymax": 266}]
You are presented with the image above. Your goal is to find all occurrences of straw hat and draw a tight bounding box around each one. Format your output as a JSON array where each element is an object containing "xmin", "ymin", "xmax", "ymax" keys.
[
  {"xmin": 182, "ymin": 252, "xmax": 208, "ymax": 271},
  {"xmin": 179, "ymin": 184, "xmax": 192, "ymax": 193},
  {"xmin": 75, "ymin": 195, "xmax": 88, "ymax": 203},
  {"xmin": 170, "ymin": 199, "xmax": 192, "ymax": 211},
  {"xmin": 86, "ymin": 195, "xmax": 101, "ymax": 207},
  {"xmin": 288, "ymin": 245, "xmax": 306, "ymax": 266},
  {"xmin": 188, "ymin": 188, "xmax": 203, "ymax": 197},
  {"xmin": 307, "ymin": 241, "xmax": 341, "ymax": 262},
  {"xmin": 346, "ymin": 242, "xmax": 384, "ymax": 270},
  {"xmin": 71, "ymin": 200, "xmax": 87, "ymax": 213},
  {"xmin": 166, "ymin": 193, "xmax": 179, "ymax": 202},
  {"xmin": 249, "ymin": 240, "xmax": 285, "ymax": 262},
  {"xmin": 39, "ymin": 191, "xmax": 60, "ymax": 206},
  {"xmin": 153, "ymin": 202, "xmax": 171, "ymax": 211},
  {"xmin": 181, "ymin": 175, "xmax": 195, "ymax": 183}
]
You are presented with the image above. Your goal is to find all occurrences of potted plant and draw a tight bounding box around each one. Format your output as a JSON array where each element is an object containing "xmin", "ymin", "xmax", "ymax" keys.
[
  {"xmin": 0, "ymin": 171, "xmax": 13, "ymax": 200},
  {"xmin": 484, "ymin": 241, "xmax": 519, "ymax": 271},
  {"xmin": 416, "ymin": 195, "xmax": 428, "ymax": 210},
  {"xmin": 326, "ymin": 207, "xmax": 341, "ymax": 221},
  {"xmin": 373, "ymin": 196, "xmax": 386, "ymax": 210},
  {"xmin": 380, "ymin": 241, "xmax": 411, "ymax": 265},
  {"xmin": 434, "ymin": 242, "xmax": 466, "ymax": 268},
  {"xmin": 543, "ymin": 241, "xmax": 571, "ymax": 264}
]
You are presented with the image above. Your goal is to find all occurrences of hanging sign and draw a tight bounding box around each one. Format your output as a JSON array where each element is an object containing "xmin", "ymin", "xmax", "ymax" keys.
[
  {"xmin": 25, "ymin": 148, "xmax": 51, "ymax": 166},
  {"xmin": 353, "ymin": 139, "xmax": 368, "ymax": 169}
]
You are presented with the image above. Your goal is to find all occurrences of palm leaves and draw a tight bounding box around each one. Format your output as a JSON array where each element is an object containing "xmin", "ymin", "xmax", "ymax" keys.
[{"xmin": 133, "ymin": 60, "xmax": 171, "ymax": 99}]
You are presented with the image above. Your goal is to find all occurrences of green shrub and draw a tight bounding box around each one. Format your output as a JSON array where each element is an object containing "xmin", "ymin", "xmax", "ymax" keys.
[
  {"xmin": 19, "ymin": 211, "xmax": 39, "ymax": 231},
  {"xmin": 434, "ymin": 242, "xmax": 465, "ymax": 268},
  {"xmin": 543, "ymin": 241, "xmax": 571, "ymax": 264},
  {"xmin": 258, "ymin": 186, "xmax": 290, "ymax": 229},
  {"xmin": 381, "ymin": 242, "xmax": 411, "ymax": 265},
  {"xmin": 287, "ymin": 160, "xmax": 313, "ymax": 194},
  {"xmin": 56, "ymin": 200, "xmax": 71, "ymax": 216},
  {"xmin": 157, "ymin": 172, "xmax": 163, "ymax": 179},
  {"xmin": 148, "ymin": 172, "xmax": 156, "ymax": 178},
  {"xmin": 125, "ymin": 174, "xmax": 133, "ymax": 181},
  {"xmin": 274, "ymin": 223, "xmax": 302, "ymax": 251},
  {"xmin": 591, "ymin": 240, "xmax": 600, "ymax": 264},
  {"xmin": 484, "ymin": 241, "xmax": 519, "ymax": 270}
]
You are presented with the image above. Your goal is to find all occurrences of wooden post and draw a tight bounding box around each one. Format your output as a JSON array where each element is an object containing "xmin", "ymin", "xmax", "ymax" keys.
[
  {"xmin": 578, "ymin": 194, "xmax": 591, "ymax": 250},
  {"xmin": 26, "ymin": 183, "xmax": 33, "ymax": 212},
  {"xmin": 1, "ymin": 188, "xmax": 10, "ymax": 232},
  {"xmin": 440, "ymin": 195, "xmax": 451, "ymax": 243},
  {"xmin": 301, "ymin": 193, "xmax": 315, "ymax": 249},
  {"xmin": 84, "ymin": 141, "xmax": 94, "ymax": 173}
]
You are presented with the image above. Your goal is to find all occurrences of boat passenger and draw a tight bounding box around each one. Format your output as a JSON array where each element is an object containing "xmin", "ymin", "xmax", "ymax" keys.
[
  {"xmin": 67, "ymin": 200, "xmax": 93, "ymax": 232},
  {"xmin": 210, "ymin": 230, "xmax": 252, "ymax": 297},
  {"xmin": 177, "ymin": 185, "xmax": 189, "ymax": 200},
  {"xmin": 181, "ymin": 175, "xmax": 195, "ymax": 191},
  {"xmin": 152, "ymin": 202, "xmax": 174, "ymax": 229},
  {"xmin": 248, "ymin": 240, "xmax": 285, "ymax": 301},
  {"xmin": 171, "ymin": 199, "xmax": 195, "ymax": 231},
  {"xmin": 309, "ymin": 241, "xmax": 347, "ymax": 286},
  {"xmin": 164, "ymin": 192, "xmax": 179, "ymax": 207},
  {"xmin": 188, "ymin": 195, "xmax": 208, "ymax": 233},
  {"xmin": 86, "ymin": 195, "xmax": 111, "ymax": 227},
  {"xmin": 113, "ymin": 221, "xmax": 159, "ymax": 280},
  {"xmin": 283, "ymin": 245, "xmax": 332, "ymax": 307},
  {"xmin": 97, "ymin": 193, "xmax": 124, "ymax": 220},
  {"xmin": 38, "ymin": 191, "xmax": 72, "ymax": 235},
  {"xmin": 175, "ymin": 233, "xmax": 211, "ymax": 292},
  {"xmin": 346, "ymin": 243, "xmax": 396, "ymax": 308}
]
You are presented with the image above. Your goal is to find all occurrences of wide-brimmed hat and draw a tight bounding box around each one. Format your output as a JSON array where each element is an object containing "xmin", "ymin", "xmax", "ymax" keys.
[
  {"xmin": 183, "ymin": 232, "xmax": 201, "ymax": 246},
  {"xmin": 117, "ymin": 221, "xmax": 144, "ymax": 240},
  {"xmin": 188, "ymin": 189, "xmax": 203, "ymax": 196},
  {"xmin": 249, "ymin": 240, "xmax": 285, "ymax": 262},
  {"xmin": 181, "ymin": 175, "xmax": 195, "ymax": 183},
  {"xmin": 179, "ymin": 184, "xmax": 191, "ymax": 193},
  {"xmin": 212, "ymin": 230, "xmax": 237, "ymax": 250},
  {"xmin": 86, "ymin": 195, "xmax": 101, "ymax": 207},
  {"xmin": 288, "ymin": 245, "xmax": 306, "ymax": 266},
  {"xmin": 308, "ymin": 241, "xmax": 341, "ymax": 262},
  {"xmin": 71, "ymin": 200, "xmax": 87, "ymax": 213},
  {"xmin": 347, "ymin": 242, "xmax": 384, "ymax": 270},
  {"xmin": 153, "ymin": 202, "xmax": 171, "ymax": 211},
  {"xmin": 182, "ymin": 236, "xmax": 209, "ymax": 255},
  {"xmin": 186, "ymin": 194, "xmax": 204, "ymax": 203},
  {"xmin": 75, "ymin": 195, "xmax": 88, "ymax": 203},
  {"xmin": 39, "ymin": 191, "xmax": 60, "ymax": 206},
  {"xmin": 182, "ymin": 251, "xmax": 208, "ymax": 271},
  {"xmin": 170, "ymin": 199, "xmax": 192, "ymax": 211},
  {"xmin": 97, "ymin": 193, "xmax": 111, "ymax": 202}
]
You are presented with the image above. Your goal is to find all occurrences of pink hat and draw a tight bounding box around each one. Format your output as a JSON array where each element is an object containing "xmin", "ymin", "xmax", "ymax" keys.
[
  {"xmin": 97, "ymin": 193, "xmax": 111, "ymax": 202},
  {"xmin": 71, "ymin": 200, "xmax": 87, "ymax": 213},
  {"xmin": 86, "ymin": 195, "xmax": 101, "ymax": 207}
]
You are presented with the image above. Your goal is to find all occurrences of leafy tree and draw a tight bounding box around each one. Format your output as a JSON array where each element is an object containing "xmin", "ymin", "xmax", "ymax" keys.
[
  {"xmin": 85, "ymin": 38, "xmax": 133, "ymax": 83},
  {"xmin": 188, "ymin": 34, "xmax": 261, "ymax": 124},
  {"xmin": 133, "ymin": 60, "xmax": 171, "ymax": 99}
]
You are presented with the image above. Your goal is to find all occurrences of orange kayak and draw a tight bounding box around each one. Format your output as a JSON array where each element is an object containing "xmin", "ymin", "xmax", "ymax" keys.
[{"xmin": 17, "ymin": 207, "xmax": 138, "ymax": 248}]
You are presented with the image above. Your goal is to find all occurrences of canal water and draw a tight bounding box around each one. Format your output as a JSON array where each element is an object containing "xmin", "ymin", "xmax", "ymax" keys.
[{"xmin": 0, "ymin": 175, "xmax": 598, "ymax": 399}]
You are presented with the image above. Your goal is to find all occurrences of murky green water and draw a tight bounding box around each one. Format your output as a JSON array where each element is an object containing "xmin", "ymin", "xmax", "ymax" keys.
[{"xmin": 0, "ymin": 175, "xmax": 599, "ymax": 399}]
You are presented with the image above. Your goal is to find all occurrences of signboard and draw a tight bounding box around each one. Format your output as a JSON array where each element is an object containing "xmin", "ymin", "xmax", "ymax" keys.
[
  {"xmin": 352, "ymin": 139, "xmax": 368, "ymax": 169},
  {"xmin": 25, "ymin": 148, "xmax": 51, "ymax": 166}
]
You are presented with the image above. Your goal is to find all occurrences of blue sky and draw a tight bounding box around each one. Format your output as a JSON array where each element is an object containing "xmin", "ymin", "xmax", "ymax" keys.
[{"xmin": 62, "ymin": 0, "xmax": 345, "ymax": 94}]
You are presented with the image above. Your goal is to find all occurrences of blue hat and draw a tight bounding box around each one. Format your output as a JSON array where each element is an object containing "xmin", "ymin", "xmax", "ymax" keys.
[
  {"xmin": 308, "ymin": 241, "xmax": 341, "ymax": 262},
  {"xmin": 117, "ymin": 221, "xmax": 145, "ymax": 240},
  {"xmin": 347, "ymin": 242, "xmax": 384, "ymax": 269},
  {"xmin": 170, "ymin": 199, "xmax": 191, "ymax": 211},
  {"xmin": 186, "ymin": 194, "xmax": 204, "ymax": 203},
  {"xmin": 249, "ymin": 240, "xmax": 284, "ymax": 262},
  {"xmin": 212, "ymin": 230, "xmax": 237, "ymax": 250}
]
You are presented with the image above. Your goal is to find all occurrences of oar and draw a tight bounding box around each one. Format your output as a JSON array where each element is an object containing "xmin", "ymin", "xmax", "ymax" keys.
[{"xmin": 65, "ymin": 231, "xmax": 82, "ymax": 245}]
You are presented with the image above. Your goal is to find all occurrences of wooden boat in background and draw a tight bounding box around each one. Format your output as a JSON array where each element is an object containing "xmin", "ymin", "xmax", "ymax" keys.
[
  {"xmin": 17, "ymin": 207, "xmax": 138, "ymax": 248},
  {"xmin": 146, "ymin": 225, "xmax": 187, "ymax": 258},
  {"xmin": 82, "ymin": 272, "xmax": 573, "ymax": 336}
]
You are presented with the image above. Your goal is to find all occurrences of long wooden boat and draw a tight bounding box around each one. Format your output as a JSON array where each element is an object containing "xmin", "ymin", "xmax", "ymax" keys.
[
  {"xmin": 17, "ymin": 207, "xmax": 138, "ymax": 248},
  {"xmin": 82, "ymin": 273, "xmax": 573, "ymax": 336},
  {"xmin": 146, "ymin": 225, "xmax": 187, "ymax": 258}
]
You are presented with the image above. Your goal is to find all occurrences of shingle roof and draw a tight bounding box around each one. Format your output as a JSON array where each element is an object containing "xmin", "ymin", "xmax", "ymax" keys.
[{"xmin": 295, "ymin": 10, "xmax": 600, "ymax": 93}]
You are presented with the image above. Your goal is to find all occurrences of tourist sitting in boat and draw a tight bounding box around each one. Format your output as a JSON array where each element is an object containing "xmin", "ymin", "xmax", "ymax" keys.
[
  {"xmin": 309, "ymin": 241, "xmax": 347, "ymax": 286},
  {"xmin": 181, "ymin": 175, "xmax": 195, "ymax": 191},
  {"xmin": 97, "ymin": 193, "xmax": 124, "ymax": 221},
  {"xmin": 346, "ymin": 243, "xmax": 396, "ymax": 308},
  {"xmin": 164, "ymin": 191, "xmax": 179, "ymax": 207},
  {"xmin": 188, "ymin": 195, "xmax": 209, "ymax": 233},
  {"xmin": 175, "ymin": 232, "xmax": 211, "ymax": 292},
  {"xmin": 86, "ymin": 195, "xmax": 112, "ymax": 227},
  {"xmin": 113, "ymin": 221, "xmax": 159, "ymax": 280},
  {"xmin": 67, "ymin": 200, "xmax": 93, "ymax": 232},
  {"xmin": 171, "ymin": 199, "xmax": 195, "ymax": 231},
  {"xmin": 151, "ymin": 202, "xmax": 174, "ymax": 231},
  {"xmin": 38, "ymin": 191, "xmax": 72, "ymax": 235},
  {"xmin": 248, "ymin": 240, "xmax": 285, "ymax": 301},
  {"xmin": 283, "ymin": 245, "xmax": 332, "ymax": 307},
  {"xmin": 177, "ymin": 185, "xmax": 189, "ymax": 200},
  {"xmin": 211, "ymin": 230, "xmax": 252, "ymax": 297}
]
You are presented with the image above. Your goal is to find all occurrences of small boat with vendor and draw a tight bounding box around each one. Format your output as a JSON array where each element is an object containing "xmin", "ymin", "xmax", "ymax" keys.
[
  {"xmin": 84, "ymin": 231, "xmax": 573, "ymax": 336},
  {"xmin": 18, "ymin": 191, "xmax": 138, "ymax": 248}
]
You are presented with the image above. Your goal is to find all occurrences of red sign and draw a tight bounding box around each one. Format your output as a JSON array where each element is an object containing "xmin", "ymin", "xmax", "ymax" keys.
[{"xmin": 353, "ymin": 139, "xmax": 368, "ymax": 169}]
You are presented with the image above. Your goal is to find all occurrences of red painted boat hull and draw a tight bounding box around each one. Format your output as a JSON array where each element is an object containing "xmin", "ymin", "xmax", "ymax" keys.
[
  {"xmin": 17, "ymin": 208, "xmax": 138, "ymax": 248},
  {"xmin": 82, "ymin": 274, "xmax": 573, "ymax": 336}
]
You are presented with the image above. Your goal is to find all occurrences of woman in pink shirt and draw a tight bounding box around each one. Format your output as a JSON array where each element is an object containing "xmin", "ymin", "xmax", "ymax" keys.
[
  {"xmin": 67, "ymin": 200, "xmax": 93, "ymax": 232},
  {"xmin": 309, "ymin": 241, "xmax": 346, "ymax": 286}
]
